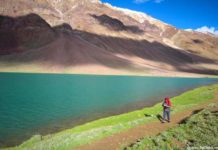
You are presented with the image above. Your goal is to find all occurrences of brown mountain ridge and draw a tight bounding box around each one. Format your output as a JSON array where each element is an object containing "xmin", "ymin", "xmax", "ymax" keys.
[{"xmin": 0, "ymin": 0, "xmax": 217, "ymax": 76}]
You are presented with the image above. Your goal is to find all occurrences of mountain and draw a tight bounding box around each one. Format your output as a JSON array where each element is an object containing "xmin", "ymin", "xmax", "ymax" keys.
[{"xmin": 0, "ymin": 0, "xmax": 217, "ymax": 76}]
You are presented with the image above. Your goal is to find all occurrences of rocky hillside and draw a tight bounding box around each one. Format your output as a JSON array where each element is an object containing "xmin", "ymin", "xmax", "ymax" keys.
[{"xmin": 0, "ymin": 0, "xmax": 217, "ymax": 76}]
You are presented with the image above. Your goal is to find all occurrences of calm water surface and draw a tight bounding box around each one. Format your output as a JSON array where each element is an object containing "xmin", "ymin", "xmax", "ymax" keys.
[{"xmin": 0, "ymin": 73, "xmax": 217, "ymax": 147}]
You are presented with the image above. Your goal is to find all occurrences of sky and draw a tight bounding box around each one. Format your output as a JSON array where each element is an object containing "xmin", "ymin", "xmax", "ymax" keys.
[{"xmin": 101, "ymin": 0, "xmax": 218, "ymax": 35}]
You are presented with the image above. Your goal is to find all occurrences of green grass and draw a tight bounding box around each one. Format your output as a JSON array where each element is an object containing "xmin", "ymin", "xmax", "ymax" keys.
[
  {"xmin": 124, "ymin": 103, "xmax": 218, "ymax": 150},
  {"xmin": 3, "ymin": 84, "xmax": 218, "ymax": 150}
]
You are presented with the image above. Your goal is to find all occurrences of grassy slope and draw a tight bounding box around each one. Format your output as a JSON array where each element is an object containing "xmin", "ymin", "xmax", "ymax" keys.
[
  {"xmin": 4, "ymin": 84, "xmax": 218, "ymax": 150},
  {"xmin": 124, "ymin": 103, "xmax": 218, "ymax": 150}
]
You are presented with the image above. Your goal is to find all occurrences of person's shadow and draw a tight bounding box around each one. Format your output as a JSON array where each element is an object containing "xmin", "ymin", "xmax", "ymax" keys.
[
  {"xmin": 144, "ymin": 113, "xmax": 165, "ymax": 123},
  {"xmin": 156, "ymin": 114, "xmax": 165, "ymax": 123}
]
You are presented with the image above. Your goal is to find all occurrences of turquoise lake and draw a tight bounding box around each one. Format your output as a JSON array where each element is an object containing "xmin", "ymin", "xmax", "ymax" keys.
[{"xmin": 0, "ymin": 73, "xmax": 218, "ymax": 147}]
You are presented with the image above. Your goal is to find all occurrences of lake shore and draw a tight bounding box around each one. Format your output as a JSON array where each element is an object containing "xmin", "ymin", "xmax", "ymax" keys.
[
  {"xmin": 3, "ymin": 83, "xmax": 218, "ymax": 150},
  {"xmin": 0, "ymin": 67, "xmax": 218, "ymax": 78},
  {"xmin": 1, "ymin": 73, "xmax": 218, "ymax": 149}
]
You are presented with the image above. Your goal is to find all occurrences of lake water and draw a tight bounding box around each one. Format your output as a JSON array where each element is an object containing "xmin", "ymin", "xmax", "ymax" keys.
[{"xmin": 0, "ymin": 73, "xmax": 217, "ymax": 147}]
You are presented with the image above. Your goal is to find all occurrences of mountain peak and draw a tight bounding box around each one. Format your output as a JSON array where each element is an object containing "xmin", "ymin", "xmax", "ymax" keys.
[{"xmin": 104, "ymin": 2, "xmax": 171, "ymax": 33}]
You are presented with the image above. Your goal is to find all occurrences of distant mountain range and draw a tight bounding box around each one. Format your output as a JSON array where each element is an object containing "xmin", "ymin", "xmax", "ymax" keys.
[{"xmin": 0, "ymin": 0, "xmax": 217, "ymax": 76}]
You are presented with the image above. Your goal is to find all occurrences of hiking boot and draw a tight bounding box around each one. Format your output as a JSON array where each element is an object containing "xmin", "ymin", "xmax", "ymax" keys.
[{"xmin": 162, "ymin": 120, "xmax": 166, "ymax": 123}]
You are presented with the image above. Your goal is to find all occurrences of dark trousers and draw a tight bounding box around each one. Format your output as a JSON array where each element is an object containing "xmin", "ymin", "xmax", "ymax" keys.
[{"xmin": 163, "ymin": 110, "xmax": 170, "ymax": 121}]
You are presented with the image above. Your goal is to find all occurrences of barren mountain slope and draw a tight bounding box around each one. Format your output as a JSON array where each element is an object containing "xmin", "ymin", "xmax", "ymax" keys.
[{"xmin": 0, "ymin": 0, "xmax": 217, "ymax": 76}]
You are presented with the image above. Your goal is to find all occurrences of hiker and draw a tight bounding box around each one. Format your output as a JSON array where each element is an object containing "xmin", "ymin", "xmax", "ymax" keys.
[{"xmin": 162, "ymin": 97, "xmax": 172, "ymax": 123}]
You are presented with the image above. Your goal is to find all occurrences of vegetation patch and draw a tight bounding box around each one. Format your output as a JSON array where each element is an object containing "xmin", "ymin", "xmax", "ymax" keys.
[{"xmin": 124, "ymin": 103, "xmax": 218, "ymax": 150}]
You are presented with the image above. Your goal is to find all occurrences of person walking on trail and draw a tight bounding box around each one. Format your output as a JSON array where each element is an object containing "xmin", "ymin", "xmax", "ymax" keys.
[{"xmin": 162, "ymin": 97, "xmax": 172, "ymax": 123}]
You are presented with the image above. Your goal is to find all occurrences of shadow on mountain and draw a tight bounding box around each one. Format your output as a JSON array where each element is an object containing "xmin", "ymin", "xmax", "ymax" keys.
[
  {"xmin": 72, "ymin": 30, "xmax": 218, "ymax": 75},
  {"xmin": 90, "ymin": 14, "xmax": 144, "ymax": 34},
  {"xmin": 0, "ymin": 13, "xmax": 57, "ymax": 55},
  {"xmin": 53, "ymin": 23, "xmax": 74, "ymax": 33},
  {"xmin": 178, "ymin": 68, "xmax": 218, "ymax": 76},
  {"xmin": 0, "ymin": 13, "xmax": 217, "ymax": 75},
  {"xmin": 192, "ymin": 39, "xmax": 204, "ymax": 44}
]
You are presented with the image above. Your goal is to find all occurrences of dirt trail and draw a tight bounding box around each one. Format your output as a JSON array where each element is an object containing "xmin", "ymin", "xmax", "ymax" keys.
[{"xmin": 76, "ymin": 95, "xmax": 218, "ymax": 150}]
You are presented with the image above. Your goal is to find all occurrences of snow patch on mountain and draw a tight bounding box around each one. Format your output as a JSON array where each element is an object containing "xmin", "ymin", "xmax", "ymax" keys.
[
  {"xmin": 104, "ymin": 2, "xmax": 169, "ymax": 31},
  {"xmin": 196, "ymin": 26, "xmax": 218, "ymax": 37},
  {"xmin": 185, "ymin": 26, "xmax": 218, "ymax": 37}
]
